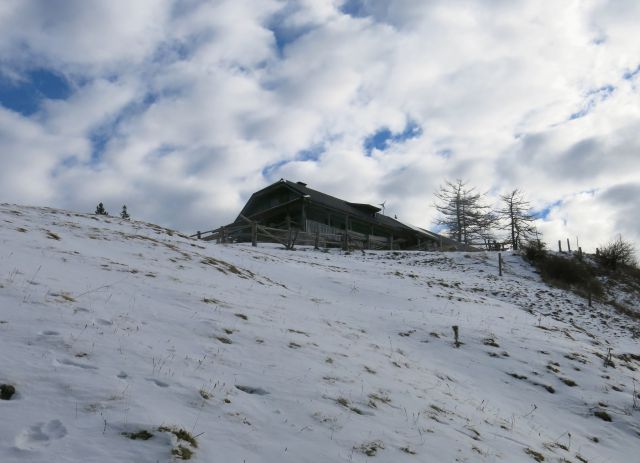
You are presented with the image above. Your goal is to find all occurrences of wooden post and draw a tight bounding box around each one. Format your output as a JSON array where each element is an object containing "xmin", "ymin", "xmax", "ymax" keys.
[
  {"xmin": 452, "ymin": 325, "xmax": 460, "ymax": 348},
  {"xmin": 286, "ymin": 216, "xmax": 292, "ymax": 250},
  {"xmin": 558, "ymin": 240, "xmax": 562, "ymax": 252},
  {"xmin": 498, "ymin": 252, "xmax": 503, "ymax": 276},
  {"xmin": 578, "ymin": 247, "xmax": 583, "ymax": 260},
  {"xmin": 567, "ymin": 238, "xmax": 571, "ymax": 253},
  {"xmin": 196, "ymin": 231, "xmax": 201, "ymax": 240},
  {"xmin": 314, "ymin": 230, "xmax": 320, "ymax": 250},
  {"xmin": 301, "ymin": 202, "xmax": 307, "ymax": 232},
  {"xmin": 251, "ymin": 222, "xmax": 257, "ymax": 247}
]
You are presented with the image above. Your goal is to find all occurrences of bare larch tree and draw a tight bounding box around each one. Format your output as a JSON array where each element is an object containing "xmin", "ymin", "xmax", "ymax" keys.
[
  {"xmin": 498, "ymin": 189, "xmax": 537, "ymax": 250},
  {"xmin": 435, "ymin": 179, "xmax": 494, "ymax": 247}
]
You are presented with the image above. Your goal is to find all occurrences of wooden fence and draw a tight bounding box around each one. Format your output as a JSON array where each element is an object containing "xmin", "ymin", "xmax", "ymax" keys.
[
  {"xmin": 191, "ymin": 215, "xmax": 414, "ymax": 251},
  {"xmin": 190, "ymin": 216, "xmax": 500, "ymax": 251}
]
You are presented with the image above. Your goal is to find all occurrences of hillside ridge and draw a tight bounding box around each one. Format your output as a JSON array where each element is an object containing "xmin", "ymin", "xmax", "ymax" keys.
[{"xmin": 0, "ymin": 203, "xmax": 639, "ymax": 462}]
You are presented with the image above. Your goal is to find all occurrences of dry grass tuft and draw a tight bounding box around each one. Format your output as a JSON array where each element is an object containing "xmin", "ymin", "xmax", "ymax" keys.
[
  {"xmin": 46, "ymin": 231, "xmax": 61, "ymax": 240},
  {"xmin": 594, "ymin": 410, "xmax": 612, "ymax": 422},
  {"xmin": 172, "ymin": 445, "xmax": 193, "ymax": 460},
  {"xmin": 524, "ymin": 447, "xmax": 545, "ymax": 461},
  {"xmin": 158, "ymin": 426, "xmax": 198, "ymax": 448},
  {"xmin": 121, "ymin": 430, "xmax": 153, "ymax": 440},
  {"xmin": 355, "ymin": 440, "xmax": 384, "ymax": 456}
]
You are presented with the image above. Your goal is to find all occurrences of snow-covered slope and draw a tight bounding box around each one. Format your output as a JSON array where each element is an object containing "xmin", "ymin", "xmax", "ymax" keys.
[{"xmin": 1, "ymin": 204, "xmax": 639, "ymax": 463}]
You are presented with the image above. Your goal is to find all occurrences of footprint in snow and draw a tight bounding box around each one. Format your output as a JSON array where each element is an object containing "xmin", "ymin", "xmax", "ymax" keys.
[
  {"xmin": 14, "ymin": 420, "xmax": 67, "ymax": 450},
  {"xmin": 146, "ymin": 378, "xmax": 169, "ymax": 388},
  {"xmin": 39, "ymin": 330, "xmax": 59, "ymax": 336},
  {"xmin": 117, "ymin": 371, "xmax": 128, "ymax": 379},
  {"xmin": 54, "ymin": 358, "xmax": 98, "ymax": 370},
  {"xmin": 235, "ymin": 385, "xmax": 269, "ymax": 395}
]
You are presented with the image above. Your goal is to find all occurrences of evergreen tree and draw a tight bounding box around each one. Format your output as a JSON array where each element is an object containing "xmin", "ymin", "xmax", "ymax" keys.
[
  {"xmin": 120, "ymin": 205, "xmax": 130, "ymax": 220},
  {"xmin": 95, "ymin": 202, "xmax": 108, "ymax": 216},
  {"xmin": 497, "ymin": 189, "xmax": 537, "ymax": 250}
]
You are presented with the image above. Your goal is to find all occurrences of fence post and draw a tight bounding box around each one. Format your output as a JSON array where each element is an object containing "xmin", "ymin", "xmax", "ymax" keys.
[
  {"xmin": 286, "ymin": 216, "xmax": 292, "ymax": 250},
  {"xmin": 314, "ymin": 230, "xmax": 320, "ymax": 250},
  {"xmin": 567, "ymin": 238, "xmax": 571, "ymax": 253},
  {"xmin": 452, "ymin": 325, "xmax": 460, "ymax": 348},
  {"xmin": 498, "ymin": 252, "xmax": 503, "ymax": 276},
  {"xmin": 558, "ymin": 240, "xmax": 562, "ymax": 252},
  {"xmin": 196, "ymin": 231, "xmax": 201, "ymax": 240},
  {"xmin": 251, "ymin": 222, "xmax": 257, "ymax": 247},
  {"xmin": 578, "ymin": 247, "xmax": 583, "ymax": 260}
]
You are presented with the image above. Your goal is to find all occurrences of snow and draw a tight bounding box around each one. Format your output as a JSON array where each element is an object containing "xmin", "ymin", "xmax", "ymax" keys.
[{"xmin": 0, "ymin": 203, "xmax": 639, "ymax": 462}]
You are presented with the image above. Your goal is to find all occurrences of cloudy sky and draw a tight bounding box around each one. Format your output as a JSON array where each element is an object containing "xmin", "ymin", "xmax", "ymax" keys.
[{"xmin": 1, "ymin": 0, "xmax": 639, "ymax": 251}]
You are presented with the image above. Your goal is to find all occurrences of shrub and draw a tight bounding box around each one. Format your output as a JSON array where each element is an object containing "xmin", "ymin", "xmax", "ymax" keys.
[
  {"xmin": 597, "ymin": 239, "xmax": 637, "ymax": 270},
  {"xmin": 0, "ymin": 384, "xmax": 16, "ymax": 400},
  {"xmin": 522, "ymin": 240, "xmax": 547, "ymax": 262},
  {"xmin": 537, "ymin": 255, "xmax": 603, "ymax": 297}
]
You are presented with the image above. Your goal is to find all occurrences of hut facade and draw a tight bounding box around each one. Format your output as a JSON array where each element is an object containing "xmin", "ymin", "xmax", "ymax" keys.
[{"xmin": 214, "ymin": 179, "xmax": 460, "ymax": 250}]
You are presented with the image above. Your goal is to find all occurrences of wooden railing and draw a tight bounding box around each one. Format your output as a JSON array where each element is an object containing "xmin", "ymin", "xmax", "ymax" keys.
[{"xmin": 190, "ymin": 216, "xmax": 406, "ymax": 251}]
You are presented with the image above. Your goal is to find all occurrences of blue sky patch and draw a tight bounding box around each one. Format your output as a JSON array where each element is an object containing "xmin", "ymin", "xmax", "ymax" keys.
[
  {"xmin": 266, "ymin": 4, "xmax": 314, "ymax": 56},
  {"xmin": 88, "ymin": 92, "xmax": 159, "ymax": 164},
  {"xmin": 623, "ymin": 64, "xmax": 640, "ymax": 81},
  {"xmin": 340, "ymin": 0, "xmax": 368, "ymax": 18},
  {"xmin": 261, "ymin": 159, "xmax": 290, "ymax": 179},
  {"xmin": 532, "ymin": 199, "xmax": 562, "ymax": 219},
  {"xmin": 363, "ymin": 120, "xmax": 422, "ymax": 156},
  {"xmin": 295, "ymin": 144, "xmax": 324, "ymax": 162},
  {"xmin": 0, "ymin": 68, "xmax": 72, "ymax": 116},
  {"xmin": 569, "ymin": 84, "xmax": 615, "ymax": 121},
  {"xmin": 270, "ymin": 24, "xmax": 309, "ymax": 56},
  {"xmin": 89, "ymin": 130, "xmax": 110, "ymax": 164}
]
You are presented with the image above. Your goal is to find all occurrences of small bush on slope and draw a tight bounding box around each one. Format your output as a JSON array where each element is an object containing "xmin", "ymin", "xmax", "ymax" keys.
[
  {"xmin": 522, "ymin": 240, "xmax": 547, "ymax": 262},
  {"xmin": 597, "ymin": 239, "xmax": 637, "ymax": 270},
  {"xmin": 536, "ymin": 254, "xmax": 603, "ymax": 298}
]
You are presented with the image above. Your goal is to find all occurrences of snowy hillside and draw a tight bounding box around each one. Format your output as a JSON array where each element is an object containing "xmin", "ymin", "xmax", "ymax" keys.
[{"xmin": 1, "ymin": 204, "xmax": 639, "ymax": 463}]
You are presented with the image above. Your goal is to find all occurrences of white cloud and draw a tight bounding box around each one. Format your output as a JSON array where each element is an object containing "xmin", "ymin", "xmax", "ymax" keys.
[
  {"xmin": 0, "ymin": 0, "xmax": 172, "ymax": 72},
  {"xmin": 0, "ymin": 0, "xmax": 638, "ymax": 252}
]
